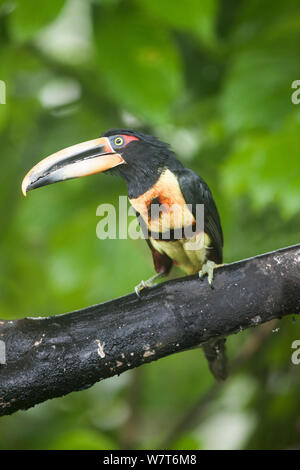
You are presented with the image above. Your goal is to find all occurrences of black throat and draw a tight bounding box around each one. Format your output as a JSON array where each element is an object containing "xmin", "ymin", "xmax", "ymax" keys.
[
  {"xmin": 113, "ymin": 143, "xmax": 183, "ymax": 199},
  {"xmin": 101, "ymin": 129, "xmax": 184, "ymax": 199}
]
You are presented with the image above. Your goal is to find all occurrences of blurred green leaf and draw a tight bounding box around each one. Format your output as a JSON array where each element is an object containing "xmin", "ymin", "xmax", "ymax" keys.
[
  {"xmin": 221, "ymin": 40, "xmax": 300, "ymax": 133},
  {"xmin": 135, "ymin": 0, "xmax": 218, "ymax": 45},
  {"xmin": 170, "ymin": 434, "xmax": 202, "ymax": 450},
  {"xmin": 221, "ymin": 0, "xmax": 300, "ymax": 133},
  {"xmin": 48, "ymin": 429, "xmax": 118, "ymax": 450},
  {"xmin": 9, "ymin": 0, "xmax": 66, "ymax": 42},
  {"xmin": 230, "ymin": 0, "xmax": 300, "ymax": 45},
  {"xmin": 93, "ymin": 9, "xmax": 183, "ymax": 124},
  {"xmin": 221, "ymin": 114, "xmax": 300, "ymax": 217}
]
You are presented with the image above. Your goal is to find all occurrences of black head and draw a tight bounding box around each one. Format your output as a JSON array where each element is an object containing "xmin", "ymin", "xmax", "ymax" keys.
[{"xmin": 101, "ymin": 129, "xmax": 181, "ymax": 197}]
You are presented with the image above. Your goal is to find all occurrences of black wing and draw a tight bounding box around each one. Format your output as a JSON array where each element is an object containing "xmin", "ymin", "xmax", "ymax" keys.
[{"xmin": 178, "ymin": 168, "xmax": 223, "ymax": 264}]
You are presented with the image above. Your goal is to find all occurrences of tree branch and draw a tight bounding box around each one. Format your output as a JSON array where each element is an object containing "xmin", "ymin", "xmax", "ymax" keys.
[{"xmin": 0, "ymin": 245, "xmax": 299, "ymax": 416}]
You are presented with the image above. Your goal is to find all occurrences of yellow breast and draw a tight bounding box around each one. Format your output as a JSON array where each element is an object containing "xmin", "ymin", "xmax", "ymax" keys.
[{"xmin": 150, "ymin": 232, "xmax": 211, "ymax": 275}]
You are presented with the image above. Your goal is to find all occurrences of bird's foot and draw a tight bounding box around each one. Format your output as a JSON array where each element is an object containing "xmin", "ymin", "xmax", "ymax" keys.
[
  {"xmin": 134, "ymin": 273, "xmax": 164, "ymax": 298},
  {"xmin": 198, "ymin": 261, "xmax": 223, "ymax": 287},
  {"xmin": 134, "ymin": 280, "xmax": 152, "ymax": 298}
]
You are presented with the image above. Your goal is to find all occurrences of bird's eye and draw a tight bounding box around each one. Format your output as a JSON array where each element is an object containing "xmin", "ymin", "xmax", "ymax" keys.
[{"xmin": 114, "ymin": 136, "xmax": 124, "ymax": 147}]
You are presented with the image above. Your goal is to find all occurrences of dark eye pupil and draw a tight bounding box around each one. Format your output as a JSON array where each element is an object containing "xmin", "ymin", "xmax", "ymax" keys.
[{"xmin": 115, "ymin": 137, "xmax": 122, "ymax": 145}]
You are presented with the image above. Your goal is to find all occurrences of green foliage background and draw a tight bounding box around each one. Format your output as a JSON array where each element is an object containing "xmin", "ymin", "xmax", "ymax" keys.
[{"xmin": 0, "ymin": 0, "xmax": 300, "ymax": 450}]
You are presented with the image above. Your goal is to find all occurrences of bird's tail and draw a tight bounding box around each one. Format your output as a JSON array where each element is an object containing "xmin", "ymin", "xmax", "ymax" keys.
[{"xmin": 202, "ymin": 338, "xmax": 228, "ymax": 381}]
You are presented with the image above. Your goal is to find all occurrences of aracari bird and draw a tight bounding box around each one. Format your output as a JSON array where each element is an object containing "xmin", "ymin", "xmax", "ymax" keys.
[{"xmin": 22, "ymin": 129, "xmax": 228, "ymax": 380}]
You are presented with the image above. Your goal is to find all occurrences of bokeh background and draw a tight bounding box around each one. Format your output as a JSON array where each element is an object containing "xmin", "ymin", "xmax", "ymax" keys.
[{"xmin": 0, "ymin": 0, "xmax": 300, "ymax": 450}]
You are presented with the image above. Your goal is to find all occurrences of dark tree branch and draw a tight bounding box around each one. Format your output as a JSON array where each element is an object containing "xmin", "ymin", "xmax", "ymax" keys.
[{"xmin": 0, "ymin": 245, "xmax": 299, "ymax": 416}]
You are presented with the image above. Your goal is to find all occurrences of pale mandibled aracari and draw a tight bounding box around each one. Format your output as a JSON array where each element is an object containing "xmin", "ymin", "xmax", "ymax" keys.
[{"xmin": 22, "ymin": 129, "xmax": 228, "ymax": 380}]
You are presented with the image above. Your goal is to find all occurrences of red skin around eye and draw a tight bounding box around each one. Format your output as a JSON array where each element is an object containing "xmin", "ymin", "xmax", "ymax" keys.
[{"xmin": 123, "ymin": 135, "xmax": 139, "ymax": 145}]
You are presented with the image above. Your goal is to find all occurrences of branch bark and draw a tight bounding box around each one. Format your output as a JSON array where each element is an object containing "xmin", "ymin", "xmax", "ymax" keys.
[{"xmin": 0, "ymin": 245, "xmax": 299, "ymax": 416}]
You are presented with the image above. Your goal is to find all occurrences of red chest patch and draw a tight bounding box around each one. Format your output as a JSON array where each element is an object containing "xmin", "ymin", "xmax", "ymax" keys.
[{"xmin": 129, "ymin": 169, "xmax": 195, "ymax": 231}]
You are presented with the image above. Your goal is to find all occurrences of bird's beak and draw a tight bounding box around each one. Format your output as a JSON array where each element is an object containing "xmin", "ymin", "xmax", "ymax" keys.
[{"xmin": 21, "ymin": 137, "xmax": 125, "ymax": 196}]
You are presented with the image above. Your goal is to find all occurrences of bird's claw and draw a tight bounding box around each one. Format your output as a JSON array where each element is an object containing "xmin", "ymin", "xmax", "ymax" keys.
[
  {"xmin": 135, "ymin": 280, "xmax": 147, "ymax": 298},
  {"xmin": 199, "ymin": 261, "xmax": 223, "ymax": 287},
  {"xmin": 134, "ymin": 273, "xmax": 164, "ymax": 298},
  {"xmin": 135, "ymin": 279, "xmax": 154, "ymax": 298}
]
